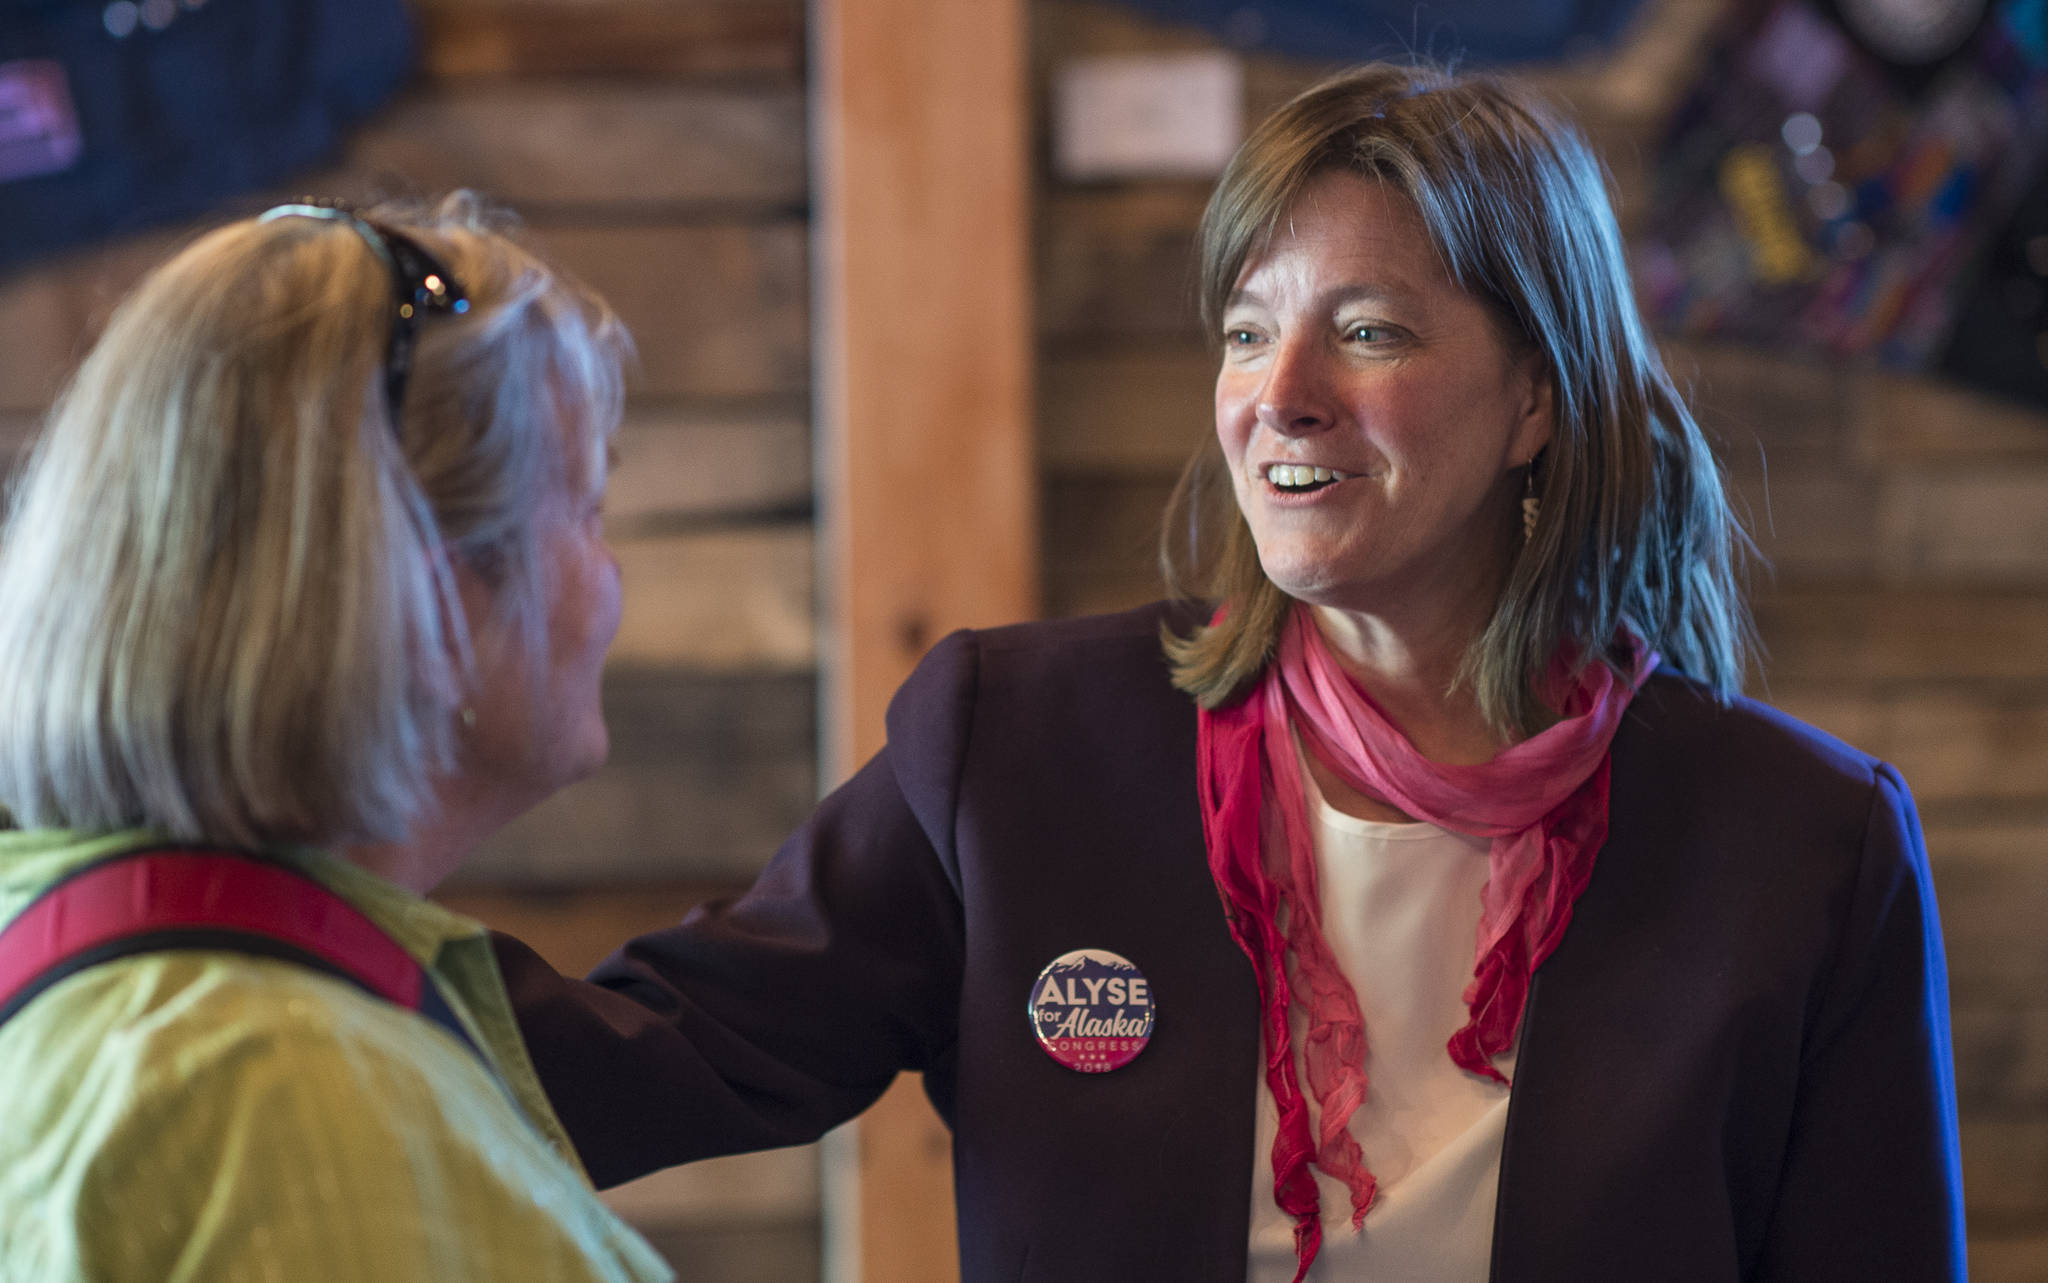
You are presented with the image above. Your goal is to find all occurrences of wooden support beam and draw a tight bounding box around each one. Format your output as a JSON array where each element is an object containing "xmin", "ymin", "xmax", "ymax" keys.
[
  {"xmin": 812, "ymin": 0, "xmax": 1036, "ymax": 1277},
  {"xmin": 813, "ymin": 0, "xmax": 1037, "ymax": 768}
]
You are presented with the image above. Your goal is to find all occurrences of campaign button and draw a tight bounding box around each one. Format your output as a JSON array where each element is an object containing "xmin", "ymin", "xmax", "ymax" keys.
[{"xmin": 1027, "ymin": 948, "xmax": 1155, "ymax": 1073}]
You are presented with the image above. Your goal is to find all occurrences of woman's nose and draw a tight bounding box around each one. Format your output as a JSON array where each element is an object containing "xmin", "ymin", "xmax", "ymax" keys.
[{"xmin": 1255, "ymin": 338, "xmax": 1336, "ymax": 437}]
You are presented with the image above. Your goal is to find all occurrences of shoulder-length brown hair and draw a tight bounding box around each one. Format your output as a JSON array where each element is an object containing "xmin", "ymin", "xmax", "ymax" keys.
[{"xmin": 1163, "ymin": 63, "xmax": 1754, "ymax": 736}]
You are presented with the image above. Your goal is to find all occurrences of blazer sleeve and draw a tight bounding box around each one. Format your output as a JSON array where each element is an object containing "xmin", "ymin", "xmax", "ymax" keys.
[
  {"xmin": 1754, "ymin": 761, "xmax": 1966, "ymax": 1281},
  {"xmin": 492, "ymin": 632, "xmax": 977, "ymax": 1189}
]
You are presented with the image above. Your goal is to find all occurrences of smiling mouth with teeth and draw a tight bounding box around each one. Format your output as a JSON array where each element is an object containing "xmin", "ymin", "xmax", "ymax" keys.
[{"xmin": 1265, "ymin": 463, "xmax": 1354, "ymax": 493}]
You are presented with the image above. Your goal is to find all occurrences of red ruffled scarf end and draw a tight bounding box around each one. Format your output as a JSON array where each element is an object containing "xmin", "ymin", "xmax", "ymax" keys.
[{"xmin": 1198, "ymin": 606, "xmax": 1652, "ymax": 1280}]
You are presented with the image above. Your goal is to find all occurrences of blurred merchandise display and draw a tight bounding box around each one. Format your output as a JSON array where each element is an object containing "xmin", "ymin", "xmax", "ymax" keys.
[
  {"xmin": 1096, "ymin": 0, "xmax": 1649, "ymax": 64},
  {"xmin": 0, "ymin": 0, "xmax": 413, "ymax": 270},
  {"xmin": 1633, "ymin": 0, "xmax": 2048, "ymax": 408}
]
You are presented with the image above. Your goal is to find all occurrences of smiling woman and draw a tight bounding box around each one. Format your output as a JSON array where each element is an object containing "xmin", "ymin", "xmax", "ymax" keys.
[
  {"xmin": 1211, "ymin": 174, "xmax": 1555, "ymax": 735},
  {"xmin": 490, "ymin": 64, "xmax": 1966, "ymax": 1283},
  {"xmin": 1166, "ymin": 65, "xmax": 1750, "ymax": 751}
]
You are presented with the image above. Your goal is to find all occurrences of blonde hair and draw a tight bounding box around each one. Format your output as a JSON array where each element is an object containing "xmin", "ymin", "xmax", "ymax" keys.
[
  {"xmin": 1164, "ymin": 64, "xmax": 1754, "ymax": 734},
  {"xmin": 0, "ymin": 194, "xmax": 628, "ymax": 846}
]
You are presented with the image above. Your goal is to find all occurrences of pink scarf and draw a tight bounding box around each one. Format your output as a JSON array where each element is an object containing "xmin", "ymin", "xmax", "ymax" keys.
[{"xmin": 1196, "ymin": 604, "xmax": 1655, "ymax": 1280}]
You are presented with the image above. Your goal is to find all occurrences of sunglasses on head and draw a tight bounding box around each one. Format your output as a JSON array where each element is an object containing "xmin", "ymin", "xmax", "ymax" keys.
[{"xmin": 258, "ymin": 200, "xmax": 471, "ymax": 421}]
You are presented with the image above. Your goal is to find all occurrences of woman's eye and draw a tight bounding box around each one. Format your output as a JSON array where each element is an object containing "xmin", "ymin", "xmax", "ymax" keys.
[
  {"xmin": 1223, "ymin": 328, "xmax": 1261, "ymax": 346},
  {"xmin": 1347, "ymin": 324, "xmax": 1392, "ymax": 342}
]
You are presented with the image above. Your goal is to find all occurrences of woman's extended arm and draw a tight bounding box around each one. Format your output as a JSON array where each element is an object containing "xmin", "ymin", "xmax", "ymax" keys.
[{"xmin": 494, "ymin": 633, "xmax": 979, "ymax": 1188}]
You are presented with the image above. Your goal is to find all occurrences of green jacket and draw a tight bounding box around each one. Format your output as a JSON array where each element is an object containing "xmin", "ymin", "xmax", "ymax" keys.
[{"xmin": 0, "ymin": 828, "xmax": 672, "ymax": 1283}]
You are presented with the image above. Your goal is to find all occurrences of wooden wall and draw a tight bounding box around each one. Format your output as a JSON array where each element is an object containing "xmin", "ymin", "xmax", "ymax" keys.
[
  {"xmin": 0, "ymin": 0, "xmax": 820, "ymax": 890},
  {"xmin": 5, "ymin": 0, "xmax": 2044, "ymax": 1276},
  {"xmin": 1032, "ymin": 1, "xmax": 2048, "ymax": 1278},
  {"xmin": 0, "ymin": 2, "xmax": 821, "ymax": 1277}
]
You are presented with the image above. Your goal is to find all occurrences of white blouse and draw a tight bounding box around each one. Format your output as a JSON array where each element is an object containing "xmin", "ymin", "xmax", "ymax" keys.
[{"xmin": 1246, "ymin": 768, "xmax": 1513, "ymax": 1282}]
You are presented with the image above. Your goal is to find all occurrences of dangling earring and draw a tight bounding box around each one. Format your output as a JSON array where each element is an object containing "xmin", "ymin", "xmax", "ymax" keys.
[{"xmin": 1521, "ymin": 462, "xmax": 1540, "ymax": 544}]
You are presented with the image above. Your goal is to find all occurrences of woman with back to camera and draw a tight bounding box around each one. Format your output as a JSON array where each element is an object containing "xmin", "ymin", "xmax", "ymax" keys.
[
  {"xmin": 0, "ymin": 196, "xmax": 671, "ymax": 1281},
  {"xmin": 496, "ymin": 64, "xmax": 1964, "ymax": 1281}
]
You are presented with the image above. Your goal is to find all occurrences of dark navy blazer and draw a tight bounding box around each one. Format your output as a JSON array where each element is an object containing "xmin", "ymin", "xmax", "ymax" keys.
[{"xmin": 494, "ymin": 601, "xmax": 1966, "ymax": 1281}]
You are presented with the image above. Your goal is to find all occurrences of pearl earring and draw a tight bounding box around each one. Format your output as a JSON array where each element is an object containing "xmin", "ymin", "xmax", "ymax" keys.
[{"xmin": 460, "ymin": 706, "xmax": 477, "ymax": 729}]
